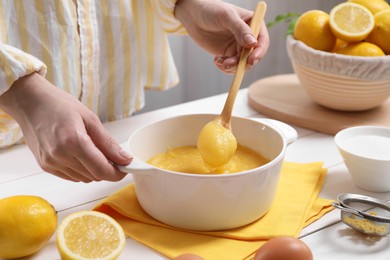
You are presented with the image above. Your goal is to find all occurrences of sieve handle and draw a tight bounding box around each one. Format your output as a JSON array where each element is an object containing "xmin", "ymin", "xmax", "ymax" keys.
[{"xmin": 332, "ymin": 202, "xmax": 365, "ymax": 217}]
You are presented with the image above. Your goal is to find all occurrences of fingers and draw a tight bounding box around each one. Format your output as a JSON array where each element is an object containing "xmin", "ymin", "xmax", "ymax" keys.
[
  {"xmin": 39, "ymin": 143, "xmax": 122, "ymax": 182},
  {"xmin": 247, "ymin": 23, "xmax": 269, "ymax": 66},
  {"xmin": 214, "ymin": 56, "xmax": 237, "ymax": 74},
  {"xmin": 75, "ymin": 138, "xmax": 128, "ymax": 182},
  {"xmin": 214, "ymin": 22, "xmax": 269, "ymax": 74},
  {"xmin": 44, "ymin": 149, "xmax": 128, "ymax": 182},
  {"xmin": 62, "ymin": 114, "xmax": 132, "ymax": 181},
  {"xmin": 61, "ymin": 123, "xmax": 129, "ymax": 182},
  {"xmin": 222, "ymin": 7, "xmax": 257, "ymax": 50},
  {"xmin": 85, "ymin": 115, "xmax": 133, "ymax": 166},
  {"xmin": 37, "ymin": 120, "xmax": 129, "ymax": 182},
  {"xmin": 49, "ymin": 168, "xmax": 94, "ymax": 183},
  {"xmin": 214, "ymin": 55, "xmax": 254, "ymax": 74}
]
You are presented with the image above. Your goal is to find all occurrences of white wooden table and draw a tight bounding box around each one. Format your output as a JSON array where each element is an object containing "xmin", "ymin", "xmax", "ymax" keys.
[{"xmin": 1, "ymin": 88, "xmax": 390, "ymax": 260}]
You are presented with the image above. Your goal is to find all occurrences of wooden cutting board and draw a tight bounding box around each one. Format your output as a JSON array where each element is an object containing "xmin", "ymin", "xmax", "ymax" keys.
[{"xmin": 248, "ymin": 74, "xmax": 390, "ymax": 135}]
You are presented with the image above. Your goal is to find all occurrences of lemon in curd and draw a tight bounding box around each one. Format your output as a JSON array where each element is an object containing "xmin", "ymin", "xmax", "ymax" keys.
[{"xmin": 196, "ymin": 120, "xmax": 238, "ymax": 167}]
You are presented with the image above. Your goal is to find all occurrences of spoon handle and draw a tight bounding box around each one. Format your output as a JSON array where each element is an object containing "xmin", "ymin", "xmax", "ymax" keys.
[{"xmin": 220, "ymin": 1, "xmax": 267, "ymax": 127}]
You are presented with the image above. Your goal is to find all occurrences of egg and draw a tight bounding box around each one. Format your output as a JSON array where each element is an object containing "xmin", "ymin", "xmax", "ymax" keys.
[
  {"xmin": 254, "ymin": 236, "xmax": 313, "ymax": 260},
  {"xmin": 173, "ymin": 253, "xmax": 204, "ymax": 260}
]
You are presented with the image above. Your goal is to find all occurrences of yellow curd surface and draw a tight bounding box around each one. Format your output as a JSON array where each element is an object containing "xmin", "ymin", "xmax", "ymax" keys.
[{"xmin": 147, "ymin": 145, "xmax": 269, "ymax": 174}]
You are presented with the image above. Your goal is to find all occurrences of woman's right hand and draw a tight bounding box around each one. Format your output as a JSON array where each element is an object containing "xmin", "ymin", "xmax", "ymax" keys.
[{"xmin": 0, "ymin": 73, "xmax": 132, "ymax": 182}]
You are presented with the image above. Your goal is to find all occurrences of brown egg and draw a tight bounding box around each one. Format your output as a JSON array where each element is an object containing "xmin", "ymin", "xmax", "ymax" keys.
[
  {"xmin": 254, "ymin": 236, "xmax": 313, "ymax": 260},
  {"xmin": 173, "ymin": 253, "xmax": 204, "ymax": 260}
]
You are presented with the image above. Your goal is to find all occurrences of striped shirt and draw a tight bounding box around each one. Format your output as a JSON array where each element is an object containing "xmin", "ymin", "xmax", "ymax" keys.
[{"xmin": 0, "ymin": 0, "xmax": 184, "ymax": 148}]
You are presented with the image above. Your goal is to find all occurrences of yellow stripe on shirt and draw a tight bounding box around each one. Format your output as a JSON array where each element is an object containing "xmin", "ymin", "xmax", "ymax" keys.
[
  {"xmin": 0, "ymin": 48, "xmax": 18, "ymax": 87},
  {"xmin": 145, "ymin": 0, "xmax": 155, "ymax": 88},
  {"xmin": 13, "ymin": 1, "xmax": 30, "ymax": 53},
  {"xmin": 100, "ymin": 0, "xmax": 116, "ymax": 121},
  {"xmin": 53, "ymin": 1, "xmax": 71, "ymax": 93},
  {"xmin": 77, "ymin": 0, "xmax": 98, "ymax": 111},
  {"xmin": 132, "ymin": 0, "xmax": 143, "ymax": 111},
  {"xmin": 118, "ymin": 0, "xmax": 132, "ymax": 116},
  {"xmin": 0, "ymin": 5, "xmax": 8, "ymax": 43},
  {"xmin": 34, "ymin": 0, "xmax": 54, "ymax": 83},
  {"xmin": 153, "ymin": 0, "xmax": 185, "ymax": 34},
  {"xmin": 159, "ymin": 35, "xmax": 169, "ymax": 90}
]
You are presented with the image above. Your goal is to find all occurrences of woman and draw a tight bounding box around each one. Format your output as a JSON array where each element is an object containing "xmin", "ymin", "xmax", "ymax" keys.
[{"xmin": 0, "ymin": 0, "xmax": 269, "ymax": 182}]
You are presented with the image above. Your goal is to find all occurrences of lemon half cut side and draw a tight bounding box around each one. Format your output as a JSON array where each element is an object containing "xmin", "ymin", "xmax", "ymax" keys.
[
  {"xmin": 56, "ymin": 210, "xmax": 126, "ymax": 260},
  {"xmin": 330, "ymin": 2, "xmax": 375, "ymax": 42}
]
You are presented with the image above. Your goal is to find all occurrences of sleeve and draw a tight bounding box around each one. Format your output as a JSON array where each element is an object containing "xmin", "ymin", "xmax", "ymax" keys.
[
  {"xmin": 151, "ymin": 0, "xmax": 187, "ymax": 34},
  {"xmin": 0, "ymin": 111, "xmax": 23, "ymax": 148},
  {"xmin": 0, "ymin": 43, "xmax": 47, "ymax": 148},
  {"xmin": 0, "ymin": 43, "xmax": 47, "ymax": 96}
]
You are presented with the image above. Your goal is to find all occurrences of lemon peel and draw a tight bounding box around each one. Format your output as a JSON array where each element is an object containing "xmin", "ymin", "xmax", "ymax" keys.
[
  {"xmin": 0, "ymin": 195, "xmax": 57, "ymax": 259},
  {"xmin": 348, "ymin": 0, "xmax": 390, "ymax": 14},
  {"xmin": 366, "ymin": 9, "xmax": 390, "ymax": 54},
  {"xmin": 294, "ymin": 10, "xmax": 336, "ymax": 51},
  {"xmin": 335, "ymin": 41, "xmax": 385, "ymax": 56}
]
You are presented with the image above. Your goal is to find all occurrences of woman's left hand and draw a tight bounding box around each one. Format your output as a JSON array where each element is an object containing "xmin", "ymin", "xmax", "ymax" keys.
[{"xmin": 175, "ymin": 0, "xmax": 270, "ymax": 74}]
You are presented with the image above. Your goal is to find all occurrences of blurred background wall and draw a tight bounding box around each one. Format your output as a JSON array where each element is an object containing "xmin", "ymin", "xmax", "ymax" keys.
[{"xmin": 140, "ymin": 0, "xmax": 343, "ymax": 113}]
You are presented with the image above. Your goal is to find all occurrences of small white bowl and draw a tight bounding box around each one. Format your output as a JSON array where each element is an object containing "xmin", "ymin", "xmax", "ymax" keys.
[{"xmin": 335, "ymin": 126, "xmax": 390, "ymax": 192}]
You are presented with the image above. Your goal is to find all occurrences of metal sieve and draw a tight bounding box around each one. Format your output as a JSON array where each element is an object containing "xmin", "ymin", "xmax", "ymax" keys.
[{"xmin": 332, "ymin": 193, "xmax": 390, "ymax": 236}]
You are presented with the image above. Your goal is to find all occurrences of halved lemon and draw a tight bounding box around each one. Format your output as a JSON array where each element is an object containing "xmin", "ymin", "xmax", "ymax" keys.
[
  {"xmin": 56, "ymin": 211, "xmax": 126, "ymax": 260},
  {"xmin": 330, "ymin": 2, "xmax": 375, "ymax": 42}
]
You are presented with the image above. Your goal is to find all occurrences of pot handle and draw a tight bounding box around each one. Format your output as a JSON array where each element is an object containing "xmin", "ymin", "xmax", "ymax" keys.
[
  {"xmin": 115, "ymin": 157, "xmax": 155, "ymax": 174},
  {"xmin": 251, "ymin": 118, "xmax": 297, "ymax": 145},
  {"xmin": 115, "ymin": 143, "xmax": 155, "ymax": 174}
]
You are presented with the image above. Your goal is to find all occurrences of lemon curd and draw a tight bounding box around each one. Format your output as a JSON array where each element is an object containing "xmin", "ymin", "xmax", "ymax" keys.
[{"xmin": 147, "ymin": 145, "xmax": 269, "ymax": 174}]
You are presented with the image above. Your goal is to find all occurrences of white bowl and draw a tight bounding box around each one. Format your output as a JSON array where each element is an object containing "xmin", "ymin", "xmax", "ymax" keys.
[
  {"xmin": 118, "ymin": 114, "xmax": 297, "ymax": 231},
  {"xmin": 287, "ymin": 36, "xmax": 390, "ymax": 111},
  {"xmin": 335, "ymin": 126, "xmax": 390, "ymax": 192}
]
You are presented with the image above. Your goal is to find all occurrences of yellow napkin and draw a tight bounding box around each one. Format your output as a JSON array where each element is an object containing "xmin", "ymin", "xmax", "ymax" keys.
[{"xmin": 94, "ymin": 162, "xmax": 334, "ymax": 260}]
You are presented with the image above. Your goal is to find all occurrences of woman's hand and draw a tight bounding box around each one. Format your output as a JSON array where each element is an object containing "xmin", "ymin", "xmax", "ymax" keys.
[
  {"xmin": 175, "ymin": 0, "xmax": 270, "ymax": 74},
  {"xmin": 0, "ymin": 73, "xmax": 132, "ymax": 182}
]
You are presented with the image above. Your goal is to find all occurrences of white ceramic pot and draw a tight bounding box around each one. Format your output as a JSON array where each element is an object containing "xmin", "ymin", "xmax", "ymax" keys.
[{"xmin": 118, "ymin": 114, "xmax": 297, "ymax": 231}]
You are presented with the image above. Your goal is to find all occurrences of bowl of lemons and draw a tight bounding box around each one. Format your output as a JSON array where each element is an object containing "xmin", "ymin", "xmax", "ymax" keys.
[{"xmin": 287, "ymin": 0, "xmax": 390, "ymax": 111}]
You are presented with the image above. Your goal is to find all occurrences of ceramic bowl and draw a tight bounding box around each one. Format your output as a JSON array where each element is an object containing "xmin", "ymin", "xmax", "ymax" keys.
[
  {"xmin": 118, "ymin": 114, "xmax": 297, "ymax": 231},
  {"xmin": 287, "ymin": 36, "xmax": 390, "ymax": 111},
  {"xmin": 335, "ymin": 126, "xmax": 390, "ymax": 192}
]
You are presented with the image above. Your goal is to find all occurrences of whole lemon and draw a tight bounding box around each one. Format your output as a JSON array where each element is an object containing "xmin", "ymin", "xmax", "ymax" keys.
[
  {"xmin": 348, "ymin": 0, "xmax": 390, "ymax": 14},
  {"xmin": 335, "ymin": 42, "xmax": 385, "ymax": 56},
  {"xmin": 0, "ymin": 195, "xmax": 57, "ymax": 259},
  {"xmin": 294, "ymin": 10, "xmax": 336, "ymax": 52},
  {"xmin": 366, "ymin": 9, "xmax": 390, "ymax": 54}
]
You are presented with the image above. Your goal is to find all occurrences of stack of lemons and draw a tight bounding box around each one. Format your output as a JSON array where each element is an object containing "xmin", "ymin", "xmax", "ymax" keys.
[{"xmin": 293, "ymin": 0, "xmax": 390, "ymax": 56}]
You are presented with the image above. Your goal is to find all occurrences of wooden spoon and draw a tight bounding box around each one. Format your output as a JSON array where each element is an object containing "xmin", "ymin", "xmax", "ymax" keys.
[{"xmin": 197, "ymin": 2, "xmax": 267, "ymax": 167}]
